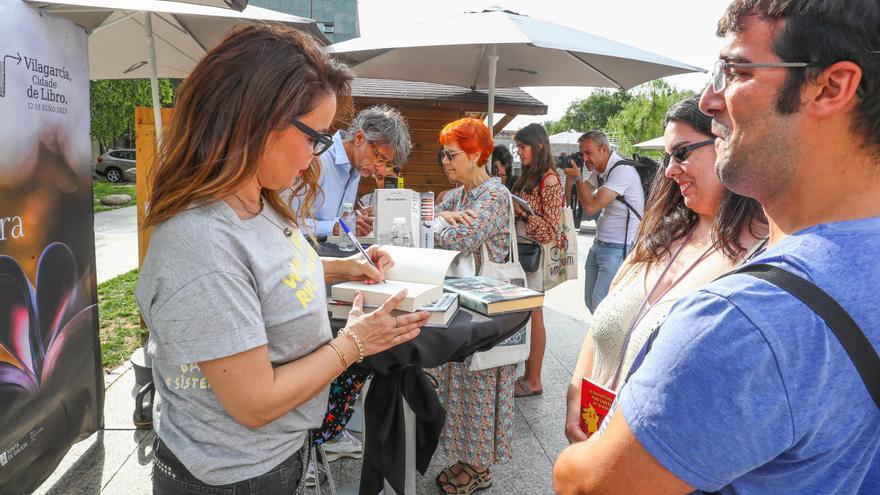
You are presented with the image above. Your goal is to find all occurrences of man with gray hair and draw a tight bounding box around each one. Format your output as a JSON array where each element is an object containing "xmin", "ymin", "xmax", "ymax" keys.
[
  {"xmin": 563, "ymin": 130, "xmax": 645, "ymax": 312},
  {"xmin": 300, "ymin": 105, "xmax": 411, "ymax": 237}
]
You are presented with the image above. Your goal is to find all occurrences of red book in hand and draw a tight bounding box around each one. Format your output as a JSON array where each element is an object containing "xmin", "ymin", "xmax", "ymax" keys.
[{"xmin": 580, "ymin": 377, "xmax": 617, "ymax": 436}]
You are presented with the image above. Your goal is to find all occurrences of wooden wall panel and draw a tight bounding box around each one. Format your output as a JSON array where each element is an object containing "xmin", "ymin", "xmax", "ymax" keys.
[{"xmin": 135, "ymin": 107, "xmax": 173, "ymax": 269}]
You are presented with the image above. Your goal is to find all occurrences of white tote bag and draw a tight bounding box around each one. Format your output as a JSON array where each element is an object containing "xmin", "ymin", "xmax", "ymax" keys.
[
  {"xmin": 469, "ymin": 193, "xmax": 531, "ymax": 371},
  {"xmin": 540, "ymin": 206, "xmax": 579, "ymax": 290}
]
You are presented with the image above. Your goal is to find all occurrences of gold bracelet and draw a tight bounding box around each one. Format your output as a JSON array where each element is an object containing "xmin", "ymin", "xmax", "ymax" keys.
[
  {"xmin": 327, "ymin": 341, "xmax": 348, "ymax": 370},
  {"xmin": 342, "ymin": 328, "xmax": 365, "ymax": 363}
]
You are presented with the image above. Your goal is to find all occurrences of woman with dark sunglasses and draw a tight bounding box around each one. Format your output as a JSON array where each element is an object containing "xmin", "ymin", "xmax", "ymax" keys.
[
  {"xmin": 563, "ymin": 96, "xmax": 767, "ymax": 443},
  {"xmin": 136, "ymin": 24, "xmax": 429, "ymax": 494}
]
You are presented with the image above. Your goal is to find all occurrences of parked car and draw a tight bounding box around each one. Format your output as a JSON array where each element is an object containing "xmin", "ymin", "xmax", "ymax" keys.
[{"xmin": 94, "ymin": 149, "xmax": 135, "ymax": 183}]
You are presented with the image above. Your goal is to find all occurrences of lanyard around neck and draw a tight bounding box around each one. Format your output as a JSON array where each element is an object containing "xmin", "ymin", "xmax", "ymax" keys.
[{"xmin": 609, "ymin": 232, "xmax": 715, "ymax": 390}]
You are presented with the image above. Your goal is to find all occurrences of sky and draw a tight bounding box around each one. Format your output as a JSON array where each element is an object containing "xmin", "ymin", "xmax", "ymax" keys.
[{"xmin": 357, "ymin": 0, "xmax": 733, "ymax": 130}]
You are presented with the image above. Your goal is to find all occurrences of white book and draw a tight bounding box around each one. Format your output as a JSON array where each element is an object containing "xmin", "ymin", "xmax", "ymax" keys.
[
  {"xmin": 328, "ymin": 293, "xmax": 460, "ymax": 328},
  {"xmin": 374, "ymin": 189, "xmax": 420, "ymax": 246},
  {"xmin": 330, "ymin": 246, "xmax": 460, "ymax": 312}
]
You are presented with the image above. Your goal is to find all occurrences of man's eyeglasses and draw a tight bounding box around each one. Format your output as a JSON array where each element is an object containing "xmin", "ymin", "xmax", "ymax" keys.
[
  {"xmin": 662, "ymin": 138, "xmax": 716, "ymax": 169},
  {"xmin": 291, "ymin": 118, "xmax": 334, "ymax": 156},
  {"xmin": 438, "ymin": 149, "xmax": 466, "ymax": 162},
  {"xmin": 711, "ymin": 59, "xmax": 813, "ymax": 92},
  {"xmin": 370, "ymin": 144, "xmax": 395, "ymax": 167}
]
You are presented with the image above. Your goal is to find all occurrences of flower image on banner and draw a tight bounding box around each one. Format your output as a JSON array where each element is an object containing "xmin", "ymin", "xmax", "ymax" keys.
[{"xmin": 0, "ymin": 2, "xmax": 102, "ymax": 493}]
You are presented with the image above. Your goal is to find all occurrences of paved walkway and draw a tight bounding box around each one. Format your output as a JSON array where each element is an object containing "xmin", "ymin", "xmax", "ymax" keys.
[
  {"xmin": 93, "ymin": 205, "xmax": 138, "ymax": 284},
  {"xmin": 34, "ymin": 211, "xmax": 597, "ymax": 494}
]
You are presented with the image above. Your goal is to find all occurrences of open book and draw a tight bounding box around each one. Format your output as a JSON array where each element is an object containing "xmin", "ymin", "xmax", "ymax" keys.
[{"xmin": 330, "ymin": 246, "xmax": 460, "ymax": 312}]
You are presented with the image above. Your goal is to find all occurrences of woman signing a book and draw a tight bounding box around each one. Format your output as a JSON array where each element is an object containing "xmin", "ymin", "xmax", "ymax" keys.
[
  {"xmin": 563, "ymin": 96, "xmax": 767, "ymax": 442},
  {"xmin": 511, "ymin": 123, "xmax": 564, "ymax": 398},
  {"xmin": 431, "ymin": 118, "xmax": 515, "ymax": 495},
  {"xmin": 135, "ymin": 25, "xmax": 429, "ymax": 495}
]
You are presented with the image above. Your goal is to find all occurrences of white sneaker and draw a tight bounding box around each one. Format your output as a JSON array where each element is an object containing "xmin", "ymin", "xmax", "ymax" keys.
[
  {"xmin": 304, "ymin": 458, "xmax": 327, "ymax": 487},
  {"xmin": 304, "ymin": 459, "xmax": 317, "ymax": 487},
  {"xmin": 322, "ymin": 431, "xmax": 363, "ymax": 461}
]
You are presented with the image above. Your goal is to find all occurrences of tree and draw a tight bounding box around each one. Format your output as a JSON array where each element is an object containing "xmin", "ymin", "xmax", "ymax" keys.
[
  {"xmin": 605, "ymin": 80, "xmax": 695, "ymax": 156},
  {"xmin": 544, "ymin": 89, "xmax": 632, "ymax": 135},
  {"xmin": 90, "ymin": 79, "xmax": 174, "ymax": 151}
]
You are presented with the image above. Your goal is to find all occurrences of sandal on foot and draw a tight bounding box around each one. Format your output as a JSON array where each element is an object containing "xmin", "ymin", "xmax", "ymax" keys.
[
  {"xmin": 436, "ymin": 465, "xmax": 460, "ymax": 488},
  {"xmin": 460, "ymin": 464, "xmax": 492, "ymax": 489},
  {"xmin": 514, "ymin": 378, "xmax": 543, "ymax": 398},
  {"xmin": 439, "ymin": 465, "xmax": 491, "ymax": 494}
]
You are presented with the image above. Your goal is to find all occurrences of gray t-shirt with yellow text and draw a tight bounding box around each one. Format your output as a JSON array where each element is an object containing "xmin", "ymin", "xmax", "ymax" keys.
[{"xmin": 136, "ymin": 200, "xmax": 331, "ymax": 484}]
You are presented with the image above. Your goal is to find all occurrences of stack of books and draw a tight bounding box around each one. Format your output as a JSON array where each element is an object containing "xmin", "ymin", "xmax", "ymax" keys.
[{"xmin": 328, "ymin": 293, "xmax": 460, "ymax": 328}]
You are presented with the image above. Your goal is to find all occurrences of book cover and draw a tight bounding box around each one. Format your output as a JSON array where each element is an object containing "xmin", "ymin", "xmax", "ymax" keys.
[
  {"xmin": 374, "ymin": 189, "xmax": 420, "ymax": 246},
  {"xmin": 442, "ymin": 276, "xmax": 543, "ymax": 315},
  {"xmin": 511, "ymin": 194, "xmax": 535, "ymax": 215},
  {"xmin": 580, "ymin": 377, "xmax": 617, "ymax": 436}
]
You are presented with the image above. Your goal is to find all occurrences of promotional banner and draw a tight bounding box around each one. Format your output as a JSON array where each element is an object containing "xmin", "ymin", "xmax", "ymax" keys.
[{"xmin": 0, "ymin": 1, "xmax": 103, "ymax": 493}]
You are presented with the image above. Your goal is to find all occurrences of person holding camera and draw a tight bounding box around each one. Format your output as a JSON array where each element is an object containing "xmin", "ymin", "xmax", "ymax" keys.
[{"xmin": 563, "ymin": 131, "xmax": 645, "ymax": 313}]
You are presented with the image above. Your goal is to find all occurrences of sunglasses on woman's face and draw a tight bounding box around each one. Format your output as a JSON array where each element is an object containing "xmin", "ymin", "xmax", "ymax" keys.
[
  {"xmin": 438, "ymin": 148, "xmax": 466, "ymax": 162},
  {"xmin": 661, "ymin": 138, "xmax": 716, "ymax": 169},
  {"xmin": 290, "ymin": 118, "xmax": 334, "ymax": 156}
]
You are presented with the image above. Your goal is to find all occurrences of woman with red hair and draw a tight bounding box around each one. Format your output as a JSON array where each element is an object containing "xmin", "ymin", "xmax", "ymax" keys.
[{"xmin": 431, "ymin": 118, "xmax": 515, "ymax": 494}]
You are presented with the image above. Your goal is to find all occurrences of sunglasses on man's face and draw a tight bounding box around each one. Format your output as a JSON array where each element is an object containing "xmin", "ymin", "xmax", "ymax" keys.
[
  {"xmin": 661, "ymin": 138, "xmax": 716, "ymax": 169},
  {"xmin": 290, "ymin": 118, "xmax": 334, "ymax": 156}
]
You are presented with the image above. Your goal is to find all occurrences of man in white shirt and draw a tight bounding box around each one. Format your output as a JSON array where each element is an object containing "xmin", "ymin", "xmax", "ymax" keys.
[{"xmin": 563, "ymin": 131, "xmax": 645, "ymax": 312}]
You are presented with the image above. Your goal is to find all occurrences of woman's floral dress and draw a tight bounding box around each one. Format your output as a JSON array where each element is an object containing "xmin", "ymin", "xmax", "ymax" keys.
[{"xmin": 432, "ymin": 177, "xmax": 516, "ymax": 467}]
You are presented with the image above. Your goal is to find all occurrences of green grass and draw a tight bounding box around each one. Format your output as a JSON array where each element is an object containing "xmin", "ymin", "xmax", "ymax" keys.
[
  {"xmin": 98, "ymin": 269, "xmax": 146, "ymax": 370},
  {"xmin": 93, "ymin": 180, "xmax": 136, "ymax": 213}
]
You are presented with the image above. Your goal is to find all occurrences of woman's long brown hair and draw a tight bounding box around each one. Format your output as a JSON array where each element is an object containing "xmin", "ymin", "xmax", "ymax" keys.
[
  {"xmin": 511, "ymin": 123, "xmax": 556, "ymax": 194},
  {"xmin": 144, "ymin": 23, "xmax": 353, "ymax": 228}
]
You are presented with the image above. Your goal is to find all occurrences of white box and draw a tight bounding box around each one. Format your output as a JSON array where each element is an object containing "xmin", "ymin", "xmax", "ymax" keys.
[{"xmin": 375, "ymin": 189, "xmax": 420, "ymax": 246}]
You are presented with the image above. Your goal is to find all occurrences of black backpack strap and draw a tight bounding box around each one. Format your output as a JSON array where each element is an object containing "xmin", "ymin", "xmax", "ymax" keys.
[
  {"xmin": 604, "ymin": 160, "xmax": 643, "ymax": 220},
  {"xmin": 722, "ymin": 263, "xmax": 880, "ymax": 409}
]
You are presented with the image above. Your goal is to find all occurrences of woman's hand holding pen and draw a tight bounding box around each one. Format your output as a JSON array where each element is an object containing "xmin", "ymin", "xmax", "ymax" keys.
[{"xmin": 344, "ymin": 244, "xmax": 393, "ymax": 285}]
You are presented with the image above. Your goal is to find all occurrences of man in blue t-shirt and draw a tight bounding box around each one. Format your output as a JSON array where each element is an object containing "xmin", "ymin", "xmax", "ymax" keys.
[{"xmin": 553, "ymin": 1, "xmax": 880, "ymax": 494}]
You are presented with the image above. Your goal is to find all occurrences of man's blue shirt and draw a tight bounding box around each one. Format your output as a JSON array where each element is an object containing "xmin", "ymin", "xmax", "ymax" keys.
[
  {"xmin": 296, "ymin": 130, "xmax": 360, "ymax": 237},
  {"xmin": 619, "ymin": 216, "xmax": 880, "ymax": 494}
]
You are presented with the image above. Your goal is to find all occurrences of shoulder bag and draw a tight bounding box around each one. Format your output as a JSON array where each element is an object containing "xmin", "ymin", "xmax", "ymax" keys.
[{"xmin": 469, "ymin": 192, "xmax": 531, "ymax": 370}]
